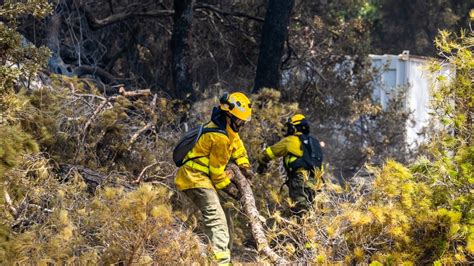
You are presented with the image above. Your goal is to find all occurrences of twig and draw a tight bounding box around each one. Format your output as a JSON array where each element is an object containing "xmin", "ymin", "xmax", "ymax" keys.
[
  {"xmin": 128, "ymin": 122, "xmax": 153, "ymax": 148},
  {"xmin": 74, "ymin": 65, "xmax": 116, "ymax": 84},
  {"xmin": 119, "ymin": 87, "xmax": 151, "ymax": 97},
  {"xmin": 82, "ymin": 5, "xmax": 174, "ymax": 30},
  {"xmin": 73, "ymin": 93, "xmax": 107, "ymax": 102},
  {"xmin": 75, "ymin": 98, "xmax": 109, "ymax": 161},
  {"xmin": 195, "ymin": 3, "xmax": 264, "ymax": 22},
  {"xmin": 3, "ymin": 187, "xmax": 18, "ymax": 218},
  {"xmin": 150, "ymin": 181, "xmax": 177, "ymax": 192},
  {"xmin": 133, "ymin": 162, "xmax": 159, "ymax": 183},
  {"xmin": 82, "ymin": 98, "xmax": 109, "ymax": 138},
  {"xmin": 150, "ymin": 93, "xmax": 157, "ymax": 108}
]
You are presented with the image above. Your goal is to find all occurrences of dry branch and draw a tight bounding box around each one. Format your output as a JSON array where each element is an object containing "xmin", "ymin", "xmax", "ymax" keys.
[
  {"xmin": 74, "ymin": 65, "xmax": 116, "ymax": 84},
  {"xmin": 82, "ymin": 6, "xmax": 174, "ymax": 30},
  {"xmin": 81, "ymin": 1, "xmax": 262, "ymax": 32},
  {"xmin": 3, "ymin": 188, "xmax": 18, "ymax": 218},
  {"xmin": 227, "ymin": 164, "xmax": 288, "ymax": 264},
  {"xmin": 82, "ymin": 98, "xmax": 108, "ymax": 138},
  {"xmin": 118, "ymin": 87, "xmax": 151, "ymax": 97},
  {"xmin": 133, "ymin": 162, "xmax": 159, "ymax": 183},
  {"xmin": 58, "ymin": 164, "xmax": 134, "ymax": 192},
  {"xmin": 128, "ymin": 122, "xmax": 153, "ymax": 148},
  {"xmin": 195, "ymin": 3, "xmax": 264, "ymax": 22},
  {"xmin": 74, "ymin": 98, "xmax": 109, "ymax": 161},
  {"xmin": 59, "ymin": 164, "xmax": 106, "ymax": 190}
]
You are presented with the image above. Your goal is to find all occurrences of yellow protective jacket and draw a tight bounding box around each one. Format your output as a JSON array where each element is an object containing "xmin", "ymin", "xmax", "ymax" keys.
[
  {"xmin": 259, "ymin": 133, "xmax": 304, "ymax": 173},
  {"xmin": 175, "ymin": 121, "xmax": 250, "ymax": 191},
  {"xmin": 258, "ymin": 133, "xmax": 324, "ymax": 189}
]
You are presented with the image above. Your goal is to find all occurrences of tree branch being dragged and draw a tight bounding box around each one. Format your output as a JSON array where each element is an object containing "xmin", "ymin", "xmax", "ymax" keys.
[{"xmin": 227, "ymin": 164, "xmax": 288, "ymax": 264}]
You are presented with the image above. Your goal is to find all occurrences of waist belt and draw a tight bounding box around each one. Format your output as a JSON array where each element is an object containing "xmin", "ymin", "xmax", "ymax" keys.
[{"xmin": 184, "ymin": 160, "xmax": 209, "ymax": 175}]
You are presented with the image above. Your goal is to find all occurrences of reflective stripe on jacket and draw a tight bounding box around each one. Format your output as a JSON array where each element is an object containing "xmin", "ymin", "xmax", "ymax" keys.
[
  {"xmin": 259, "ymin": 133, "xmax": 324, "ymax": 189},
  {"xmin": 264, "ymin": 134, "xmax": 303, "ymax": 168},
  {"xmin": 259, "ymin": 133, "xmax": 308, "ymax": 176},
  {"xmin": 175, "ymin": 121, "xmax": 250, "ymax": 191}
]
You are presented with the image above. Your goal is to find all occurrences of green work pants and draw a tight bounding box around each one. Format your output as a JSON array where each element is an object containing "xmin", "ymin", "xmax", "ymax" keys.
[
  {"xmin": 287, "ymin": 172, "xmax": 316, "ymax": 215},
  {"xmin": 184, "ymin": 188, "xmax": 231, "ymax": 264}
]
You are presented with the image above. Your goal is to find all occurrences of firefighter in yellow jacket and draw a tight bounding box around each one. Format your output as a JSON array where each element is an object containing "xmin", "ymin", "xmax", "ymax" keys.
[
  {"xmin": 257, "ymin": 114, "xmax": 324, "ymax": 215},
  {"xmin": 175, "ymin": 92, "xmax": 253, "ymax": 265}
]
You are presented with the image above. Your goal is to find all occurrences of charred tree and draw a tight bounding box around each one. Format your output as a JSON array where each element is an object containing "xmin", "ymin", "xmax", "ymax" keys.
[
  {"xmin": 171, "ymin": 0, "xmax": 196, "ymax": 101},
  {"xmin": 253, "ymin": 0, "xmax": 294, "ymax": 93},
  {"xmin": 46, "ymin": 13, "xmax": 73, "ymax": 76}
]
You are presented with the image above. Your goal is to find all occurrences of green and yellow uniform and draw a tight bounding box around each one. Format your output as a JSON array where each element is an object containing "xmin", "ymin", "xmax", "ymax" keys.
[
  {"xmin": 175, "ymin": 92, "xmax": 252, "ymax": 265},
  {"xmin": 258, "ymin": 132, "xmax": 323, "ymax": 214}
]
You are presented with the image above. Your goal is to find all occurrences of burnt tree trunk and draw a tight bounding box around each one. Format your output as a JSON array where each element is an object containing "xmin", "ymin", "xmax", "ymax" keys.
[
  {"xmin": 253, "ymin": 0, "xmax": 294, "ymax": 93},
  {"xmin": 46, "ymin": 13, "xmax": 73, "ymax": 76},
  {"xmin": 171, "ymin": 0, "xmax": 196, "ymax": 101}
]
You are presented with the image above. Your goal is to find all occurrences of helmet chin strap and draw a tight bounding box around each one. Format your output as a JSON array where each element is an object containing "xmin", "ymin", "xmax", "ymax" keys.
[
  {"xmin": 285, "ymin": 123, "xmax": 295, "ymax": 136},
  {"xmin": 231, "ymin": 117, "xmax": 241, "ymax": 132},
  {"xmin": 227, "ymin": 113, "xmax": 242, "ymax": 132}
]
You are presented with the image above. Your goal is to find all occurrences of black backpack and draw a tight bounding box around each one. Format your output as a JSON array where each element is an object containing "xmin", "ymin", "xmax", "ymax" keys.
[
  {"xmin": 287, "ymin": 134, "xmax": 323, "ymax": 172},
  {"xmin": 172, "ymin": 123, "xmax": 227, "ymax": 167}
]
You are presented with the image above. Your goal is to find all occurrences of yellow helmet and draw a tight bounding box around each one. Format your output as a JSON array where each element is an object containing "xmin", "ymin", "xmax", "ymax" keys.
[
  {"xmin": 286, "ymin": 113, "xmax": 310, "ymax": 135},
  {"xmin": 288, "ymin": 114, "xmax": 306, "ymax": 126},
  {"xmin": 220, "ymin": 92, "xmax": 252, "ymax": 121}
]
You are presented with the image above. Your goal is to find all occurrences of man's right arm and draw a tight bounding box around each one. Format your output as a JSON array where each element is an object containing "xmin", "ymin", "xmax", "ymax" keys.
[{"xmin": 256, "ymin": 137, "xmax": 290, "ymax": 173}]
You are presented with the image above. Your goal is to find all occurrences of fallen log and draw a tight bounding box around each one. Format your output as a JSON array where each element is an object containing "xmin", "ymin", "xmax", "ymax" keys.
[
  {"xmin": 58, "ymin": 164, "xmax": 106, "ymax": 192},
  {"xmin": 227, "ymin": 164, "xmax": 287, "ymax": 264},
  {"xmin": 57, "ymin": 164, "xmax": 134, "ymax": 193}
]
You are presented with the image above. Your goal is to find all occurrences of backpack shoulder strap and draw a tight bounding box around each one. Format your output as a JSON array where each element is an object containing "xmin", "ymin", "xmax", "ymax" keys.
[
  {"xmin": 180, "ymin": 123, "xmax": 227, "ymax": 165},
  {"xmin": 298, "ymin": 134, "xmax": 308, "ymax": 144},
  {"xmin": 298, "ymin": 134, "xmax": 310, "ymax": 154},
  {"xmin": 194, "ymin": 124, "xmax": 205, "ymax": 143},
  {"xmin": 201, "ymin": 123, "xmax": 228, "ymax": 136}
]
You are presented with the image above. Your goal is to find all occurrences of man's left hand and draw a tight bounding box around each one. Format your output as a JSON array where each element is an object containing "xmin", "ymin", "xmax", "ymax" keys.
[{"xmin": 225, "ymin": 169, "xmax": 234, "ymax": 180}]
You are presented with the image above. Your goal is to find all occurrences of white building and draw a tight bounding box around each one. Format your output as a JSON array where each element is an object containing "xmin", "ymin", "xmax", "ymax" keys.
[{"xmin": 370, "ymin": 51, "xmax": 453, "ymax": 148}]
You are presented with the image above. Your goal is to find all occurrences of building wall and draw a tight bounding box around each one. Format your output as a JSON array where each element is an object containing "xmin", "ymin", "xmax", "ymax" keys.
[{"xmin": 369, "ymin": 53, "xmax": 453, "ymax": 148}]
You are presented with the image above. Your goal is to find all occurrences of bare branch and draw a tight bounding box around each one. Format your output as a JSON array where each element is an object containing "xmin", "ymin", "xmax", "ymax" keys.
[
  {"xmin": 133, "ymin": 162, "xmax": 159, "ymax": 183},
  {"xmin": 74, "ymin": 65, "xmax": 116, "ymax": 84},
  {"xmin": 81, "ymin": 2, "xmax": 262, "ymax": 31},
  {"xmin": 195, "ymin": 3, "xmax": 264, "ymax": 22},
  {"xmin": 81, "ymin": 4, "xmax": 174, "ymax": 30},
  {"xmin": 128, "ymin": 122, "xmax": 153, "ymax": 148},
  {"xmin": 3, "ymin": 188, "xmax": 18, "ymax": 218},
  {"xmin": 118, "ymin": 87, "xmax": 151, "ymax": 97},
  {"xmin": 227, "ymin": 164, "xmax": 287, "ymax": 264},
  {"xmin": 75, "ymin": 97, "xmax": 109, "ymax": 161}
]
